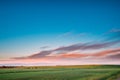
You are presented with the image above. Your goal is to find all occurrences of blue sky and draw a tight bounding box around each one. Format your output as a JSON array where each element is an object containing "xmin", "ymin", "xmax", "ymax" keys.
[{"xmin": 0, "ymin": 0, "xmax": 120, "ymax": 64}]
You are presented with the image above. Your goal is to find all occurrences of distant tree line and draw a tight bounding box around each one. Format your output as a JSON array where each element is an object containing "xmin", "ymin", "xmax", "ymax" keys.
[
  {"xmin": 0, "ymin": 66, "xmax": 16, "ymax": 68},
  {"xmin": 0, "ymin": 65, "xmax": 120, "ymax": 69}
]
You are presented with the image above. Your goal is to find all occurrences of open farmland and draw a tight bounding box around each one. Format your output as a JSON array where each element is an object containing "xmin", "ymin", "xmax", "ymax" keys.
[{"xmin": 0, "ymin": 65, "xmax": 120, "ymax": 80}]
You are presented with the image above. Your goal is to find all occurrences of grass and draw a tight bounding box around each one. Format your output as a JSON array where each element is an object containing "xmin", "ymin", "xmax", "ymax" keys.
[{"xmin": 0, "ymin": 65, "xmax": 120, "ymax": 80}]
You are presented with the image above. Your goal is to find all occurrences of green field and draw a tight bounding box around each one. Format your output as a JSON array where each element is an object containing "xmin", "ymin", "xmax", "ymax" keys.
[{"xmin": 0, "ymin": 65, "xmax": 120, "ymax": 80}]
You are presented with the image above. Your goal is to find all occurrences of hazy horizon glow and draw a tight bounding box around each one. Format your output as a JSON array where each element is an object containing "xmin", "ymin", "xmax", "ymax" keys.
[{"xmin": 0, "ymin": 0, "xmax": 120, "ymax": 66}]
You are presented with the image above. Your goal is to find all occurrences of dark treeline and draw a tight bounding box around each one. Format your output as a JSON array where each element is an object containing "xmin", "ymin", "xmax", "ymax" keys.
[
  {"xmin": 0, "ymin": 65, "xmax": 120, "ymax": 69},
  {"xmin": 0, "ymin": 66, "xmax": 16, "ymax": 68}
]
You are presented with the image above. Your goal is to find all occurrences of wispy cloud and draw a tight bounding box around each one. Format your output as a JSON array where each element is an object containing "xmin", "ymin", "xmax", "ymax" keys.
[
  {"xmin": 106, "ymin": 54, "xmax": 120, "ymax": 60},
  {"xmin": 13, "ymin": 40, "xmax": 120, "ymax": 59},
  {"xmin": 40, "ymin": 46, "xmax": 49, "ymax": 49},
  {"xmin": 57, "ymin": 31, "xmax": 87, "ymax": 40},
  {"xmin": 57, "ymin": 48, "xmax": 120, "ymax": 58},
  {"xmin": 11, "ymin": 29, "xmax": 120, "ymax": 66},
  {"xmin": 106, "ymin": 28, "xmax": 120, "ymax": 41},
  {"xmin": 110, "ymin": 28, "xmax": 120, "ymax": 33},
  {"xmin": 92, "ymin": 48, "xmax": 120, "ymax": 57},
  {"xmin": 57, "ymin": 31, "xmax": 73, "ymax": 38},
  {"xmin": 53, "ymin": 40, "xmax": 119, "ymax": 51}
]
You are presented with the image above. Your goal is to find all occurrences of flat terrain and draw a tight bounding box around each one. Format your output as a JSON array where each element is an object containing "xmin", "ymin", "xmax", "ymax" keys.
[{"xmin": 0, "ymin": 65, "xmax": 120, "ymax": 80}]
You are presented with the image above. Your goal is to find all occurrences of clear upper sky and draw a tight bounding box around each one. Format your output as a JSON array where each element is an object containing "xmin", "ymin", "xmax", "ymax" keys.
[
  {"xmin": 0, "ymin": 0, "xmax": 120, "ymax": 38},
  {"xmin": 0, "ymin": 0, "xmax": 120, "ymax": 64}
]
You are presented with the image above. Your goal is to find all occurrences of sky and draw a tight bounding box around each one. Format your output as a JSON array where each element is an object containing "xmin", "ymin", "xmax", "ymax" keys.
[{"xmin": 0, "ymin": 0, "xmax": 120, "ymax": 66}]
